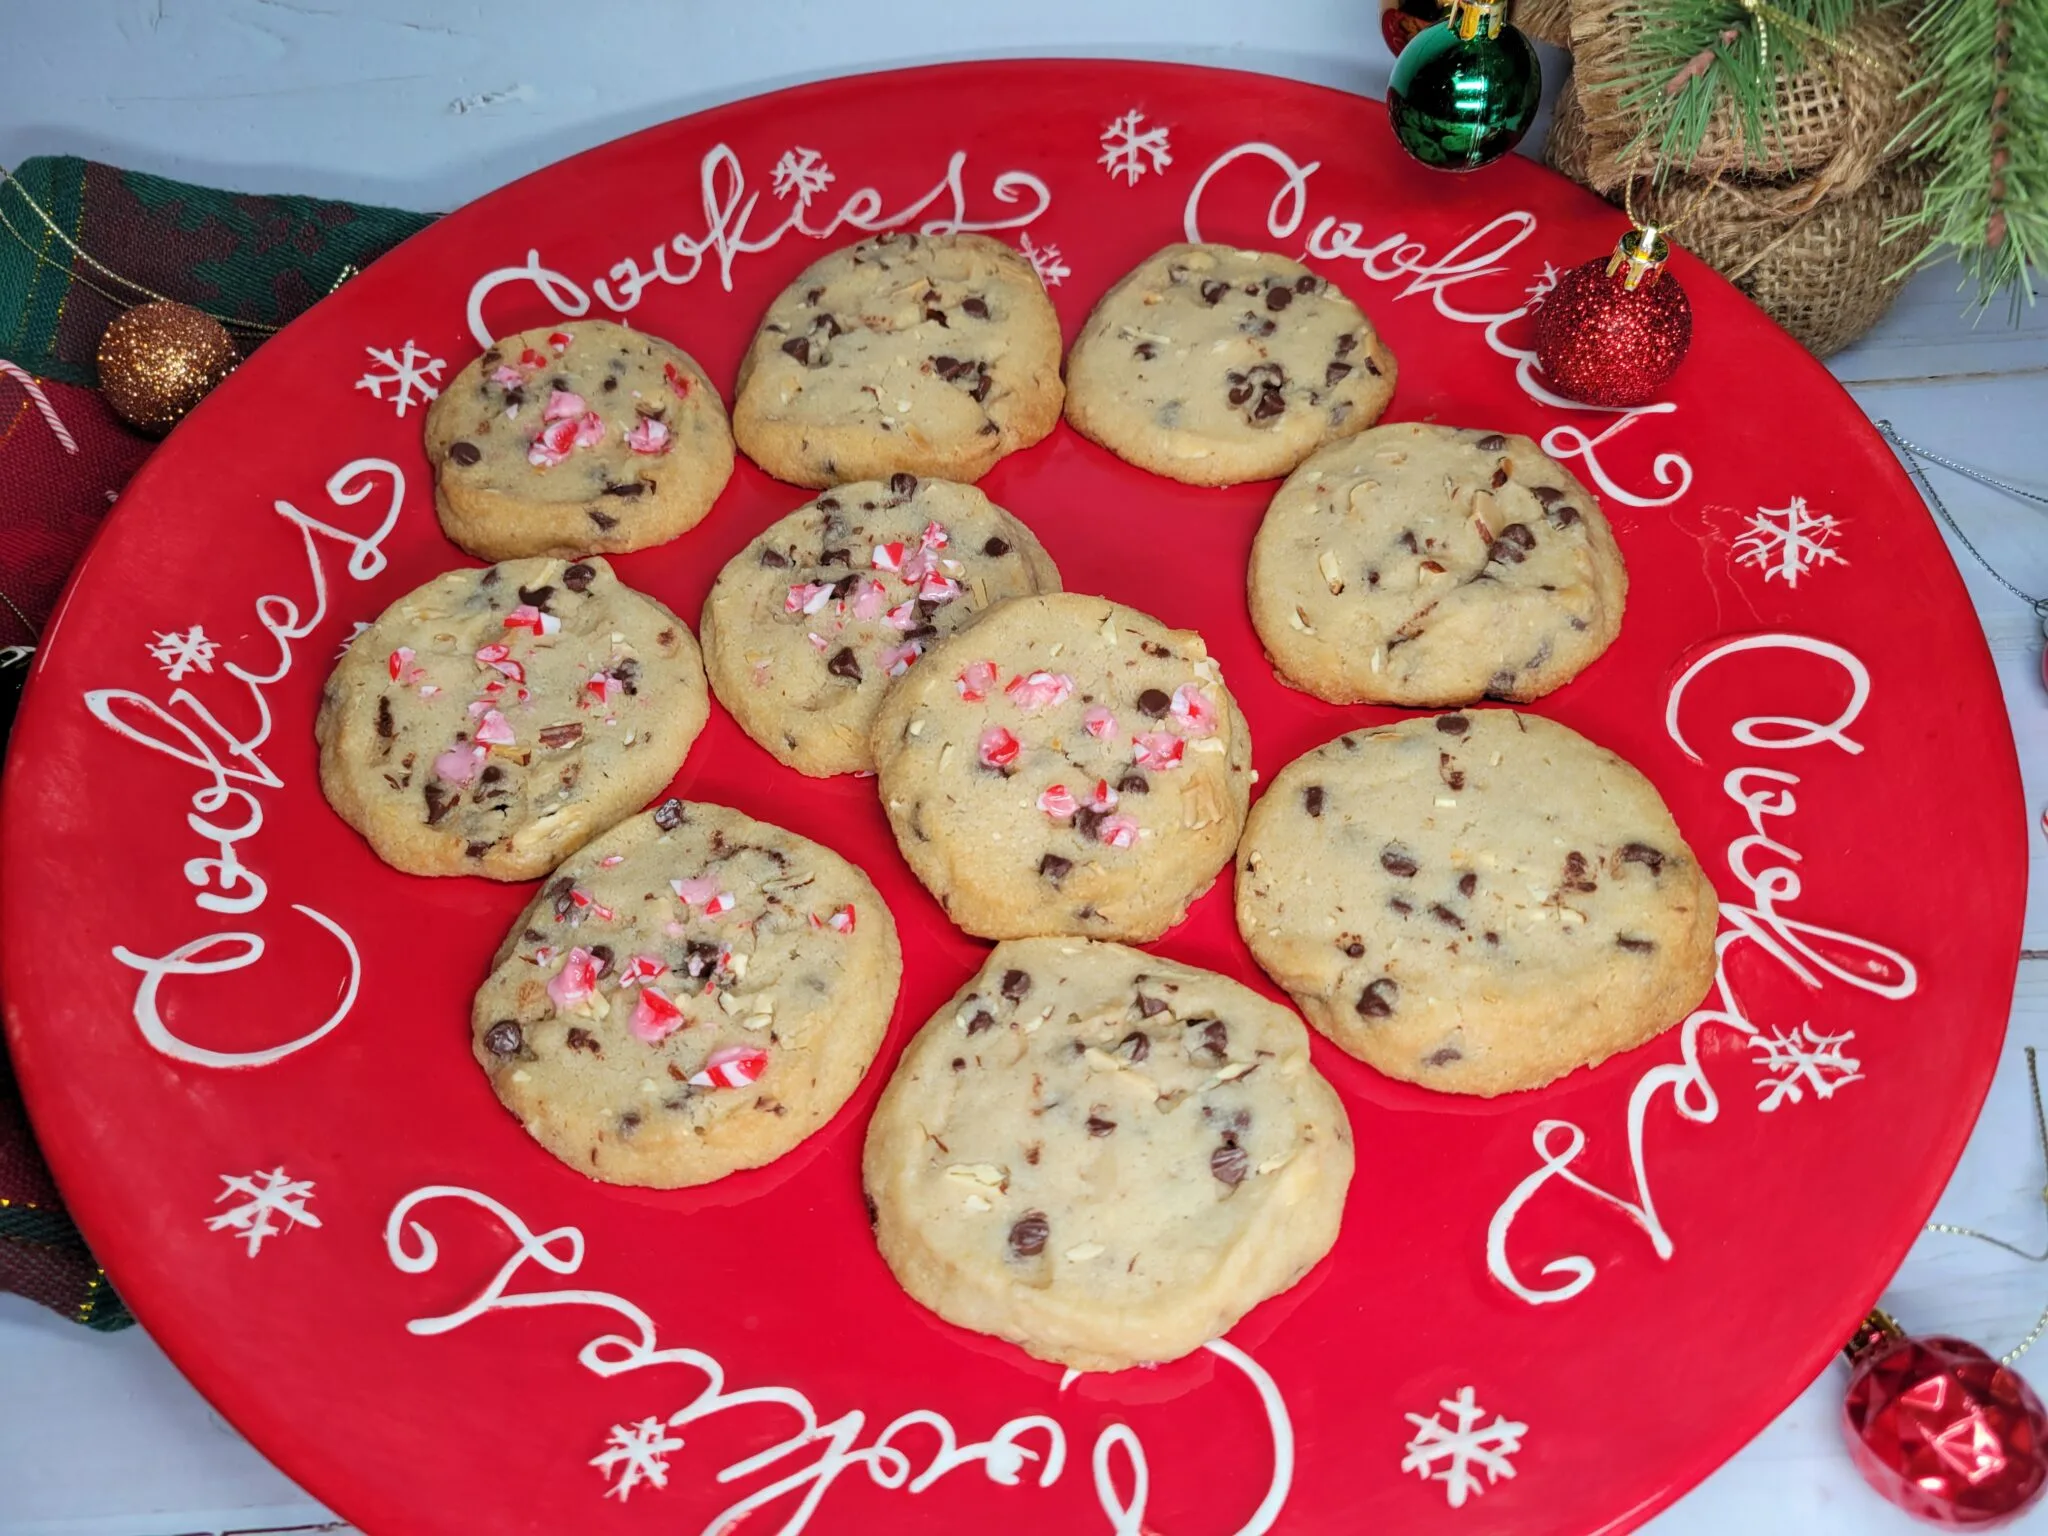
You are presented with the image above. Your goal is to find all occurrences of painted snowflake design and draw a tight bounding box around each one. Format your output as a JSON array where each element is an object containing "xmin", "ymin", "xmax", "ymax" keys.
[
  {"xmin": 592, "ymin": 1416, "xmax": 684, "ymax": 1501},
  {"xmin": 206, "ymin": 1168, "xmax": 322, "ymax": 1257},
  {"xmin": 771, "ymin": 146, "xmax": 835, "ymax": 207},
  {"xmin": 1401, "ymin": 1386, "xmax": 1528, "ymax": 1510},
  {"xmin": 1019, "ymin": 232, "xmax": 1071, "ymax": 288},
  {"xmin": 147, "ymin": 625, "xmax": 218, "ymax": 681},
  {"xmin": 1524, "ymin": 261, "xmax": 1561, "ymax": 309},
  {"xmin": 335, "ymin": 619, "xmax": 371, "ymax": 659},
  {"xmin": 1753, "ymin": 1024, "xmax": 1863, "ymax": 1111},
  {"xmin": 1099, "ymin": 109, "xmax": 1172, "ymax": 185},
  {"xmin": 1733, "ymin": 497, "xmax": 1845, "ymax": 589},
  {"xmin": 356, "ymin": 339, "xmax": 445, "ymax": 417}
]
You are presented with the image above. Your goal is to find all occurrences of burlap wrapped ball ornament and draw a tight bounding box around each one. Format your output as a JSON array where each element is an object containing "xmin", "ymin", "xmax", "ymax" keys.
[{"xmin": 97, "ymin": 301, "xmax": 237, "ymax": 435}]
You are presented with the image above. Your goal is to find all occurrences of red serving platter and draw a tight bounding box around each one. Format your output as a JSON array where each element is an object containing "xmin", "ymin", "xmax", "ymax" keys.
[{"xmin": 1, "ymin": 61, "xmax": 2025, "ymax": 1536}]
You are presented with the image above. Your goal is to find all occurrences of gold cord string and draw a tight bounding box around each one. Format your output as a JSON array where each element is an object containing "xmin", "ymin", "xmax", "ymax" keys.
[{"xmin": 0, "ymin": 165, "xmax": 284, "ymax": 336}]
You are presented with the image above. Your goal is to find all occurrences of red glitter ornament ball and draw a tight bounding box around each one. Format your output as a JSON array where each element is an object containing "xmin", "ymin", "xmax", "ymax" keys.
[
  {"xmin": 1843, "ymin": 1322, "xmax": 2048, "ymax": 1528},
  {"xmin": 1532, "ymin": 242, "xmax": 1692, "ymax": 409}
]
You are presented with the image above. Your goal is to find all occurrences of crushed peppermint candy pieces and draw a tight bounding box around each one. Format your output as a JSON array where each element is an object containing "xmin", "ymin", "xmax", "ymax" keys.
[
  {"xmin": 979, "ymin": 726, "xmax": 1021, "ymax": 769},
  {"xmin": 871, "ymin": 542, "xmax": 907, "ymax": 573},
  {"xmin": 504, "ymin": 605, "xmax": 562, "ymax": 637},
  {"xmin": 1083, "ymin": 706, "xmax": 1118, "ymax": 739},
  {"xmin": 1005, "ymin": 671, "xmax": 1074, "ymax": 712},
  {"xmin": 473, "ymin": 708, "xmax": 517, "ymax": 746},
  {"xmin": 433, "ymin": 742, "xmax": 487, "ymax": 786},
  {"xmin": 663, "ymin": 360, "xmax": 694, "ymax": 398},
  {"xmin": 630, "ymin": 987, "xmax": 687, "ymax": 1043},
  {"xmin": 670, "ymin": 875, "xmax": 736, "ymax": 916},
  {"xmin": 618, "ymin": 954, "xmax": 667, "ymax": 985},
  {"xmin": 1132, "ymin": 732, "xmax": 1186, "ymax": 770},
  {"xmin": 624, "ymin": 416, "xmax": 670, "ymax": 455},
  {"xmin": 956, "ymin": 660, "xmax": 999, "ymax": 701},
  {"xmin": 786, "ymin": 582, "xmax": 835, "ymax": 616},
  {"xmin": 690, "ymin": 1044, "xmax": 769, "ymax": 1089},
  {"xmin": 1170, "ymin": 684, "xmax": 1219, "ymax": 736},
  {"xmin": 546, "ymin": 947, "xmax": 604, "ymax": 1012},
  {"xmin": 1098, "ymin": 814, "xmax": 1142, "ymax": 849},
  {"xmin": 1038, "ymin": 784, "xmax": 1080, "ymax": 820}
]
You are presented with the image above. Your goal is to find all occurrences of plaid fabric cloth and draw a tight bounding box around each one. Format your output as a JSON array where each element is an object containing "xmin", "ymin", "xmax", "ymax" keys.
[{"xmin": 0, "ymin": 156, "xmax": 431, "ymax": 1326}]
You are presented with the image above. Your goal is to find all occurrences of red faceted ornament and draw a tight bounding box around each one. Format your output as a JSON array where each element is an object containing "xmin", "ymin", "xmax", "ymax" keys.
[
  {"xmin": 1843, "ymin": 1312, "xmax": 2048, "ymax": 1528},
  {"xmin": 1532, "ymin": 224, "xmax": 1693, "ymax": 409}
]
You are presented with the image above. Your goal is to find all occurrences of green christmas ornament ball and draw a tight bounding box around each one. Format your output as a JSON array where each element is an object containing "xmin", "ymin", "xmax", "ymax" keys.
[{"xmin": 1387, "ymin": 0, "xmax": 1541, "ymax": 172}]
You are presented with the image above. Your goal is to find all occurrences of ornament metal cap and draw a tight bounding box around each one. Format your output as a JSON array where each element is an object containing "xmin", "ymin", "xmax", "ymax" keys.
[
  {"xmin": 1843, "ymin": 1308, "xmax": 1907, "ymax": 1366},
  {"xmin": 1607, "ymin": 225, "xmax": 1673, "ymax": 292},
  {"xmin": 1446, "ymin": 0, "xmax": 1509, "ymax": 40}
]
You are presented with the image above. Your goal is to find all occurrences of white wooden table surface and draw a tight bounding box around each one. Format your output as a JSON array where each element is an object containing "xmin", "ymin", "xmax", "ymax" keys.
[{"xmin": 3, "ymin": 3, "xmax": 2045, "ymax": 1532}]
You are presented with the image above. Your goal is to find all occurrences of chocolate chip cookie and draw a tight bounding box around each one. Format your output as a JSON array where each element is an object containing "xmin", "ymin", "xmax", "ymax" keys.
[
  {"xmin": 316, "ymin": 556, "xmax": 708, "ymax": 880},
  {"xmin": 426, "ymin": 320, "xmax": 734, "ymax": 560},
  {"xmin": 862, "ymin": 938, "xmax": 1353, "ymax": 1370},
  {"xmin": 1234, "ymin": 710, "xmax": 1718, "ymax": 1096},
  {"xmin": 732, "ymin": 232, "xmax": 1064, "ymax": 488},
  {"xmin": 700, "ymin": 474, "xmax": 1061, "ymax": 777},
  {"xmin": 869, "ymin": 592, "xmax": 1253, "ymax": 942},
  {"xmin": 1063, "ymin": 243, "xmax": 1398, "ymax": 486},
  {"xmin": 473, "ymin": 799, "xmax": 901, "ymax": 1187},
  {"xmin": 1249, "ymin": 423, "xmax": 1628, "ymax": 705}
]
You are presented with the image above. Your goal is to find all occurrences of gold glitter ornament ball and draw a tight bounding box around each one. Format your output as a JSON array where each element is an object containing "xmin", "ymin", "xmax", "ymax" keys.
[{"xmin": 97, "ymin": 301, "xmax": 238, "ymax": 435}]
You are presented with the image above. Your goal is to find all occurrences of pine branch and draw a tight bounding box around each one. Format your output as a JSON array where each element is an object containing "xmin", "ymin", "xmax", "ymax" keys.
[
  {"xmin": 1891, "ymin": 0, "xmax": 2044, "ymax": 315},
  {"xmin": 1610, "ymin": 0, "xmax": 1865, "ymax": 180}
]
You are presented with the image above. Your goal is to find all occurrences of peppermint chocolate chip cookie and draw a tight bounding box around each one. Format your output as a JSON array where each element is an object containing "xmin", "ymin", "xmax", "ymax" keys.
[
  {"xmin": 316, "ymin": 556, "xmax": 708, "ymax": 880},
  {"xmin": 474, "ymin": 799, "xmax": 901, "ymax": 1188},
  {"xmin": 731, "ymin": 232, "xmax": 1064, "ymax": 488},
  {"xmin": 863, "ymin": 938, "xmax": 1353, "ymax": 1370},
  {"xmin": 1063, "ymin": 243, "xmax": 1398, "ymax": 486},
  {"xmin": 426, "ymin": 320, "xmax": 734, "ymax": 560},
  {"xmin": 869, "ymin": 593, "xmax": 1253, "ymax": 942},
  {"xmin": 1249, "ymin": 424, "xmax": 1627, "ymax": 706},
  {"xmin": 700, "ymin": 475, "xmax": 1061, "ymax": 777},
  {"xmin": 1235, "ymin": 710, "xmax": 1718, "ymax": 1096}
]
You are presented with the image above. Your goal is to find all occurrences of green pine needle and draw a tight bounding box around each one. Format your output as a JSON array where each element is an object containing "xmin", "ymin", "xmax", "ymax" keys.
[{"xmin": 1891, "ymin": 0, "xmax": 2044, "ymax": 316}]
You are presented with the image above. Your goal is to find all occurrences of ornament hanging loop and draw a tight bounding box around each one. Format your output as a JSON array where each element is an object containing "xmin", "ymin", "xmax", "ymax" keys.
[
  {"xmin": 1446, "ymin": 0, "xmax": 1508, "ymax": 41},
  {"xmin": 1607, "ymin": 225, "xmax": 1673, "ymax": 291}
]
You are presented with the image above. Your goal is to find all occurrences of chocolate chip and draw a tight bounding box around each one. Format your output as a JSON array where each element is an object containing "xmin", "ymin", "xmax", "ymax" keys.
[
  {"xmin": 1430, "ymin": 903, "xmax": 1464, "ymax": 928},
  {"xmin": 827, "ymin": 647, "xmax": 862, "ymax": 681},
  {"xmin": 1116, "ymin": 771, "xmax": 1150, "ymax": 795},
  {"xmin": 1548, "ymin": 503, "xmax": 1581, "ymax": 529},
  {"xmin": 967, "ymin": 1009, "xmax": 996, "ymax": 1035},
  {"xmin": 1564, "ymin": 851, "xmax": 1597, "ymax": 892},
  {"xmin": 539, "ymin": 723, "xmax": 583, "ymax": 750},
  {"xmin": 1265, "ymin": 286, "xmax": 1293, "ymax": 312},
  {"xmin": 1189, "ymin": 1018, "xmax": 1228, "ymax": 1064},
  {"xmin": 1134, "ymin": 341, "xmax": 1157, "ymax": 360},
  {"xmin": 1529, "ymin": 485, "xmax": 1563, "ymax": 505},
  {"xmin": 615, "ymin": 658, "xmax": 640, "ymax": 696},
  {"xmin": 1118, "ymin": 1029, "xmax": 1152, "ymax": 1061},
  {"xmin": 566, "ymin": 1027, "xmax": 600, "ymax": 1055},
  {"xmin": 1459, "ymin": 871, "xmax": 1477, "ymax": 897},
  {"xmin": 806, "ymin": 286, "xmax": 825, "ymax": 304},
  {"xmin": 951, "ymin": 1058, "xmax": 966, "ymax": 1072},
  {"xmin": 1038, "ymin": 852, "xmax": 1072, "ymax": 883},
  {"xmin": 1619, "ymin": 842, "xmax": 1667, "ymax": 875},
  {"xmin": 483, "ymin": 1020, "xmax": 524, "ymax": 1057},
  {"xmin": 759, "ymin": 547, "xmax": 790, "ymax": 568},
  {"xmin": 601, "ymin": 480, "xmax": 646, "ymax": 497},
  {"xmin": 1325, "ymin": 361, "xmax": 1352, "ymax": 387},
  {"xmin": 1357, "ymin": 978, "xmax": 1399, "ymax": 1018},
  {"xmin": 1342, "ymin": 939, "xmax": 1366, "ymax": 958},
  {"xmin": 1364, "ymin": 357, "xmax": 1383, "ymax": 376},
  {"xmin": 781, "ymin": 336, "xmax": 811, "ymax": 364},
  {"xmin": 1008, "ymin": 1212, "xmax": 1049, "ymax": 1258},
  {"xmin": 1002, "ymin": 969, "xmax": 1032, "ymax": 1002},
  {"xmin": 562, "ymin": 562, "xmax": 595, "ymax": 592},
  {"xmin": 982, "ymin": 536, "xmax": 1011, "ymax": 557},
  {"xmin": 1135, "ymin": 994, "xmax": 1168, "ymax": 1019},
  {"xmin": 1211, "ymin": 1138, "xmax": 1249, "ymax": 1187},
  {"xmin": 1439, "ymin": 752, "xmax": 1465, "ymax": 791},
  {"xmin": 1424, "ymin": 1046, "xmax": 1463, "ymax": 1067},
  {"xmin": 1381, "ymin": 848, "xmax": 1418, "ymax": 877},
  {"xmin": 1485, "ymin": 930, "xmax": 1500, "ymax": 945},
  {"xmin": 1087, "ymin": 1115, "xmax": 1117, "ymax": 1137},
  {"xmin": 1335, "ymin": 333, "xmax": 1358, "ymax": 356},
  {"xmin": 1253, "ymin": 387, "xmax": 1286, "ymax": 420},
  {"xmin": 1435, "ymin": 714, "xmax": 1469, "ymax": 735},
  {"xmin": 1304, "ymin": 785, "xmax": 1325, "ymax": 817},
  {"xmin": 1137, "ymin": 688, "xmax": 1170, "ymax": 718},
  {"xmin": 587, "ymin": 945, "xmax": 613, "ymax": 976},
  {"xmin": 1618, "ymin": 935, "xmax": 1657, "ymax": 953},
  {"xmin": 518, "ymin": 584, "xmax": 555, "ymax": 611},
  {"xmin": 601, "ymin": 376, "xmax": 618, "ymax": 392},
  {"xmin": 925, "ymin": 306, "xmax": 948, "ymax": 326},
  {"xmin": 448, "ymin": 440, "xmax": 481, "ymax": 466},
  {"xmin": 1297, "ymin": 273, "xmax": 1319, "ymax": 293},
  {"xmin": 652, "ymin": 799, "xmax": 684, "ymax": 831},
  {"xmin": 1489, "ymin": 523, "xmax": 1536, "ymax": 564},
  {"xmin": 1491, "ymin": 466, "xmax": 1510, "ymax": 489},
  {"xmin": 1399, "ymin": 530, "xmax": 1420, "ymax": 553},
  {"xmin": 889, "ymin": 472, "xmax": 918, "ymax": 500},
  {"xmin": 588, "ymin": 509, "xmax": 617, "ymax": 530},
  {"xmin": 1474, "ymin": 433, "xmax": 1508, "ymax": 452},
  {"xmin": 423, "ymin": 781, "xmax": 455, "ymax": 825},
  {"xmin": 479, "ymin": 567, "xmax": 500, "ymax": 586},
  {"xmin": 1200, "ymin": 279, "xmax": 1229, "ymax": 305},
  {"xmin": 1073, "ymin": 806, "xmax": 1109, "ymax": 842},
  {"xmin": 962, "ymin": 295, "xmax": 990, "ymax": 318},
  {"xmin": 819, "ymin": 547, "xmax": 851, "ymax": 568},
  {"xmin": 375, "ymin": 696, "xmax": 395, "ymax": 740},
  {"xmin": 462, "ymin": 839, "xmax": 492, "ymax": 860}
]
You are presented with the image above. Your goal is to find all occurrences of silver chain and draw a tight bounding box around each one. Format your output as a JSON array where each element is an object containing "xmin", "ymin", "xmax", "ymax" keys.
[{"xmin": 1877, "ymin": 419, "xmax": 2048, "ymax": 626}]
